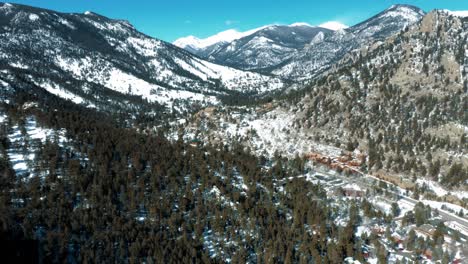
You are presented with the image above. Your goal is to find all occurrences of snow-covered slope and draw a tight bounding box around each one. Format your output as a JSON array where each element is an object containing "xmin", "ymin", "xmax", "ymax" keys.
[
  {"xmin": 319, "ymin": 21, "xmax": 349, "ymax": 31},
  {"xmin": 271, "ymin": 4, "xmax": 426, "ymax": 80},
  {"xmin": 0, "ymin": 3, "xmax": 285, "ymax": 112},
  {"xmin": 445, "ymin": 10, "xmax": 468, "ymax": 17},
  {"xmin": 201, "ymin": 24, "xmax": 332, "ymax": 71},
  {"xmin": 174, "ymin": 5, "xmax": 425, "ymax": 81},
  {"xmin": 173, "ymin": 26, "xmax": 266, "ymax": 55},
  {"xmin": 186, "ymin": 9, "xmax": 467, "ymax": 199}
]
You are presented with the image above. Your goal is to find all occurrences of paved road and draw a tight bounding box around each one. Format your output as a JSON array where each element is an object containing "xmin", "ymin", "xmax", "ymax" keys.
[
  {"xmin": 399, "ymin": 196, "xmax": 468, "ymax": 235},
  {"xmin": 314, "ymin": 167, "xmax": 468, "ymax": 235}
]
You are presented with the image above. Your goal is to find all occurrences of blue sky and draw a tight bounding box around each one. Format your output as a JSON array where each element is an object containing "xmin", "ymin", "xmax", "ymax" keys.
[{"xmin": 5, "ymin": 0, "xmax": 468, "ymax": 42}]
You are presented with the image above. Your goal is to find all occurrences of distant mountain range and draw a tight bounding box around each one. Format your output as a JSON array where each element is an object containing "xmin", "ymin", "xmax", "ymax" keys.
[
  {"xmin": 175, "ymin": 5, "xmax": 426, "ymax": 80},
  {"xmin": 2, "ymin": 2, "xmax": 464, "ymax": 116},
  {"xmin": 0, "ymin": 2, "xmax": 286, "ymax": 114},
  {"xmin": 186, "ymin": 7, "xmax": 468, "ymax": 195}
]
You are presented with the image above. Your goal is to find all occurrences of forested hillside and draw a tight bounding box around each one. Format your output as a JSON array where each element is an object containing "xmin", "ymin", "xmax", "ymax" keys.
[
  {"xmin": 186, "ymin": 10, "xmax": 468, "ymax": 201},
  {"xmin": 0, "ymin": 90, "xmax": 382, "ymax": 263}
]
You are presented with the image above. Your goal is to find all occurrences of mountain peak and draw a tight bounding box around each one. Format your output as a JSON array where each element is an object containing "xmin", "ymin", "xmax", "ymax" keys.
[
  {"xmin": 289, "ymin": 22, "xmax": 312, "ymax": 27},
  {"xmin": 173, "ymin": 27, "xmax": 267, "ymax": 50},
  {"xmin": 319, "ymin": 21, "xmax": 349, "ymax": 31},
  {"xmin": 385, "ymin": 4, "xmax": 425, "ymax": 17}
]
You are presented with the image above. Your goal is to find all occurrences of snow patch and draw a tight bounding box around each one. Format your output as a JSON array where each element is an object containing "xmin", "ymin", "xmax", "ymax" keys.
[
  {"xmin": 382, "ymin": 6, "xmax": 422, "ymax": 23},
  {"xmin": 422, "ymin": 200, "xmax": 468, "ymax": 216},
  {"xmin": 445, "ymin": 10, "xmax": 468, "ymax": 17},
  {"xmin": 319, "ymin": 21, "xmax": 348, "ymax": 31},
  {"xmin": 173, "ymin": 26, "xmax": 267, "ymax": 49},
  {"xmin": 290, "ymin": 22, "xmax": 312, "ymax": 27},
  {"xmin": 28, "ymin": 14, "xmax": 39, "ymax": 21},
  {"xmin": 39, "ymin": 81, "xmax": 87, "ymax": 106}
]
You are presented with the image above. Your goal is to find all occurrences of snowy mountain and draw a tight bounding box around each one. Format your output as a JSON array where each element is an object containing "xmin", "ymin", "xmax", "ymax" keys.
[
  {"xmin": 186, "ymin": 8, "xmax": 468, "ymax": 193},
  {"xmin": 199, "ymin": 24, "xmax": 332, "ymax": 71},
  {"xmin": 175, "ymin": 5, "xmax": 425, "ymax": 81},
  {"xmin": 0, "ymin": 3, "xmax": 285, "ymax": 114},
  {"xmin": 173, "ymin": 26, "xmax": 266, "ymax": 57},
  {"xmin": 271, "ymin": 4, "xmax": 427, "ymax": 80}
]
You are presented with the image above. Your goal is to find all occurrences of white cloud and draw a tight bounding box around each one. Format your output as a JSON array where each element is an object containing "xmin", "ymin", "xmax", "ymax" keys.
[{"xmin": 319, "ymin": 21, "xmax": 349, "ymax": 31}]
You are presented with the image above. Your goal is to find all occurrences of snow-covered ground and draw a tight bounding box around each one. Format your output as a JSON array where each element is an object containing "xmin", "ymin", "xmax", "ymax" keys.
[
  {"xmin": 417, "ymin": 178, "xmax": 468, "ymax": 200},
  {"xmin": 2, "ymin": 115, "xmax": 67, "ymax": 179},
  {"xmin": 194, "ymin": 107, "xmax": 343, "ymax": 159},
  {"xmin": 421, "ymin": 200, "xmax": 467, "ymax": 216}
]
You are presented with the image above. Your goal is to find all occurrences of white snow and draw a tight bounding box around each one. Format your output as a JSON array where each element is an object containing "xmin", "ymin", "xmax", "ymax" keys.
[
  {"xmin": 319, "ymin": 21, "xmax": 349, "ymax": 31},
  {"xmin": 445, "ymin": 10, "xmax": 468, "ymax": 17},
  {"xmin": 173, "ymin": 26, "xmax": 269, "ymax": 50},
  {"xmin": 310, "ymin": 32, "xmax": 325, "ymax": 44},
  {"xmin": 37, "ymin": 80, "xmax": 94, "ymax": 107},
  {"xmin": 382, "ymin": 6, "xmax": 423, "ymax": 23},
  {"xmin": 55, "ymin": 55, "xmax": 221, "ymax": 108},
  {"xmin": 445, "ymin": 221, "xmax": 468, "ymax": 237},
  {"xmin": 422, "ymin": 200, "xmax": 468, "ymax": 215},
  {"xmin": 58, "ymin": 18, "xmax": 75, "ymax": 29},
  {"xmin": 175, "ymin": 56, "xmax": 283, "ymax": 92},
  {"xmin": 0, "ymin": 114, "xmax": 6, "ymax": 123},
  {"xmin": 208, "ymin": 108, "xmax": 342, "ymax": 159},
  {"xmin": 355, "ymin": 226, "xmax": 371, "ymax": 237},
  {"xmin": 416, "ymin": 179, "xmax": 468, "ymax": 200},
  {"xmin": 55, "ymin": 56, "xmax": 87, "ymax": 78},
  {"xmin": 416, "ymin": 179, "xmax": 448, "ymax": 197},
  {"xmin": 343, "ymin": 183, "xmax": 362, "ymax": 191},
  {"xmin": 28, "ymin": 14, "xmax": 39, "ymax": 21},
  {"xmin": 5, "ymin": 116, "xmax": 68, "ymax": 178},
  {"xmin": 127, "ymin": 37, "xmax": 161, "ymax": 57},
  {"xmin": 374, "ymin": 200, "xmax": 392, "ymax": 215},
  {"xmin": 290, "ymin": 22, "xmax": 312, "ymax": 27},
  {"xmin": 9, "ymin": 61, "xmax": 29, "ymax": 69}
]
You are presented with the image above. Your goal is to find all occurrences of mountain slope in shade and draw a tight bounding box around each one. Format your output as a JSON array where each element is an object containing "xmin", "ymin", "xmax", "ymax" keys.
[{"xmin": 0, "ymin": 3, "xmax": 285, "ymax": 113}]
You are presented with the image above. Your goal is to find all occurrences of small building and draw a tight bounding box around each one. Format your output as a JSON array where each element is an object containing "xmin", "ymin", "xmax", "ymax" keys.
[
  {"xmin": 342, "ymin": 183, "xmax": 365, "ymax": 198},
  {"xmin": 397, "ymin": 243, "xmax": 404, "ymax": 251},
  {"xmin": 362, "ymin": 245, "xmax": 371, "ymax": 259},
  {"xmin": 372, "ymin": 226, "xmax": 385, "ymax": 236},
  {"xmin": 415, "ymin": 224, "xmax": 436, "ymax": 237},
  {"xmin": 423, "ymin": 249, "xmax": 433, "ymax": 260},
  {"xmin": 189, "ymin": 139, "xmax": 201, "ymax": 147}
]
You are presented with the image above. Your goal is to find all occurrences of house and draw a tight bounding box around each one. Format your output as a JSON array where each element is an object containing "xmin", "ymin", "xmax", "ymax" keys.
[
  {"xmin": 423, "ymin": 249, "xmax": 433, "ymax": 260},
  {"xmin": 361, "ymin": 245, "xmax": 371, "ymax": 259},
  {"xmin": 397, "ymin": 243, "xmax": 404, "ymax": 251},
  {"xmin": 189, "ymin": 139, "xmax": 201, "ymax": 147},
  {"xmin": 415, "ymin": 224, "xmax": 436, "ymax": 237},
  {"xmin": 371, "ymin": 225, "xmax": 385, "ymax": 236},
  {"xmin": 342, "ymin": 183, "xmax": 365, "ymax": 198},
  {"xmin": 391, "ymin": 232, "xmax": 403, "ymax": 244}
]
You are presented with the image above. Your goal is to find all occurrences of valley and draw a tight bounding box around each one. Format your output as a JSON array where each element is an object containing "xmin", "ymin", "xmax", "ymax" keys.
[{"xmin": 0, "ymin": 2, "xmax": 467, "ymax": 263}]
